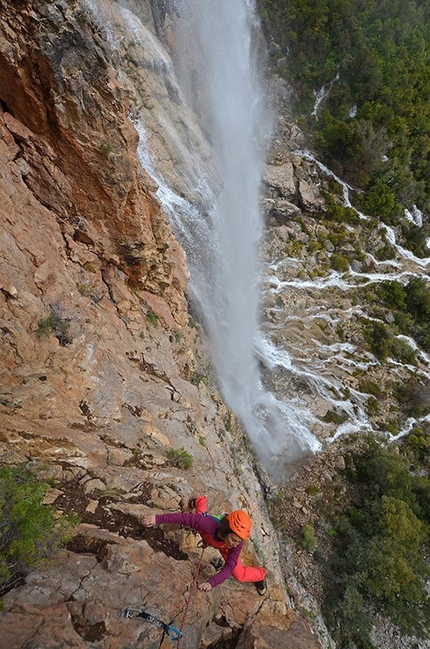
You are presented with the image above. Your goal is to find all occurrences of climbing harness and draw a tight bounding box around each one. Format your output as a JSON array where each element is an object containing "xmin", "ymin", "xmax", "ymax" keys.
[
  {"xmin": 177, "ymin": 544, "xmax": 206, "ymax": 649},
  {"xmin": 120, "ymin": 606, "xmax": 183, "ymax": 642}
]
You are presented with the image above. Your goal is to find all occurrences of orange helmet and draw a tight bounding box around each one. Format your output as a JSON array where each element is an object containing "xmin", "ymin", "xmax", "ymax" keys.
[{"xmin": 227, "ymin": 510, "xmax": 252, "ymax": 540}]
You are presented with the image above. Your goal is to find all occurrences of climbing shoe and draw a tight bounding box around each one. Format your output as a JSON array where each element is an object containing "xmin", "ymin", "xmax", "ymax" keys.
[{"xmin": 255, "ymin": 578, "xmax": 267, "ymax": 596}]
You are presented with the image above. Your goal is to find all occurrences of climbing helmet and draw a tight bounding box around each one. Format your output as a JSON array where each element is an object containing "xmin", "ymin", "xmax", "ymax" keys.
[{"xmin": 226, "ymin": 510, "xmax": 251, "ymax": 540}]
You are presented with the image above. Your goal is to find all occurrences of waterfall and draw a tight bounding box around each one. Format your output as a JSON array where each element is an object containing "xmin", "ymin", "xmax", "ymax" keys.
[
  {"xmin": 160, "ymin": 0, "xmax": 319, "ymax": 471},
  {"xmin": 168, "ymin": 0, "xmax": 267, "ymax": 414},
  {"xmin": 83, "ymin": 0, "xmax": 319, "ymax": 475}
]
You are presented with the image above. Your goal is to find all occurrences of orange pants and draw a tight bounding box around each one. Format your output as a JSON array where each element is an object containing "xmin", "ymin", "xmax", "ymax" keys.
[{"xmin": 195, "ymin": 496, "xmax": 266, "ymax": 583}]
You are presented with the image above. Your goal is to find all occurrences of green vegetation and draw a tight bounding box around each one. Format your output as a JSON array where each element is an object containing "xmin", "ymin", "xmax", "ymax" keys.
[
  {"xmin": 166, "ymin": 447, "xmax": 194, "ymax": 470},
  {"xmin": 322, "ymin": 439, "xmax": 430, "ymax": 647},
  {"xmin": 323, "ymin": 193, "xmax": 361, "ymax": 224},
  {"xmin": 36, "ymin": 306, "xmax": 72, "ymax": 346},
  {"xmin": 306, "ymin": 484, "xmax": 320, "ymax": 496},
  {"xmin": 393, "ymin": 376, "xmax": 430, "ymax": 419},
  {"xmin": 76, "ymin": 282, "xmax": 89, "ymax": 296},
  {"xmin": 363, "ymin": 319, "xmax": 417, "ymax": 364},
  {"xmin": 358, "ymin": 379, "xmax": 382, "ymax": 398},
  {"xmin": 0, "ymin": 465, "xmax": 78, "ymax": 597},
  {"xmin": 359, "ymin": 277, "xmax": 430, "ymax": 364},
  {"xmin": 99, "ymin": 142, "xmax": 114, "ymax": 155},
  {"xmin": 404, "ymin": 426, "xmax": 430, "ymax": 466},
  {"xmin": 331, "ymin": 253, "xmax": 349, "ymax": 272},
  {"xmin": 301, "ymin": 524, "xmax": 317, "ymax": 553},
  {"xmin": 170, "ymin": 328, "xmax": 183, "ymax": 344},
  {"xmin": 322, "ymin": 409, "xmax": 348, "ymax": 425},
  {"xmin": 146, "ymin": 309, "xmax": 159, "ymax": 327},
  {"xmin": 258, "ymin": 0, "xmax": 430, "ymax": 231},
  {"xmin": 372, "ymin": 278, "xmax": 430, "ymax": 355}
]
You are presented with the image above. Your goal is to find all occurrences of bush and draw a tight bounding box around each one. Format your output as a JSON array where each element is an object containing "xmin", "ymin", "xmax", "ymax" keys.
[
  {"xmin": 389, "ymin": 337, "xmax": 417, "ymax": 365},
  {"xmin": 393, "ymin": 377, "xmax": 430, "ymax": 419},
  {"xmin": 0, "ymin": 465, "xmax": 78, "ymax": 596},
  {"xmin": 301, "ymin": 524, "xmax": 317, "ymax": 553},
  {"xmin": 322, "ymin": 409, "xmax": 348, "ymax": 425},
  {"xmin": 405, "ymin": 431, "xmax": 430, "ymax": 463},
  {"xmin": 36, "ymin": 305, "xmax": 72, "ymax": 346},
  {"xmin": 402, "ymin": 224, "xmax": 430, "ymax": 258},
  {"xmin": 166, "ymin": 447, "xmax": 193, "ymax": 470},
  {"xmin": 364, "ymin": 320, "xmax": 391, "ymax": 361},
  {"xmin": 146, "ymin": 309, "xmax": 159, "ymax": 327},
  {"xmin": 377, "ymin": 280, "xmax": 406, "ymax": 310},
  {"xmin": 331, "ymin": 254, "xmax": 350, "ymax": 272},
  {"xmin": 358, "ymin": 379, "xmax": 382, "ymax": 398},
  {"xmin": 405, "ymin": 277, "xmax": 430, "ymax": 321}
]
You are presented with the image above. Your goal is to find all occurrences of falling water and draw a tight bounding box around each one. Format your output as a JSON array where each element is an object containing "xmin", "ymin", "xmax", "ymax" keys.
[
  {"xmin": 83, "ymin": 0, "xmax": 322, "ymax": 477},
  {"xmin": 160, "ymin": 0, "xmax": 319, "ymax": 469},
  {"xmin": 168, "ymin": 0, "xmax": 267, "ymax": 411}
]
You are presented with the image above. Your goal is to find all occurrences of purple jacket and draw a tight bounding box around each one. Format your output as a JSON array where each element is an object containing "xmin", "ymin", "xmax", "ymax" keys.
[{"xmin": 155, "ymin": 512, "xmax": 242, "ymax": 587}]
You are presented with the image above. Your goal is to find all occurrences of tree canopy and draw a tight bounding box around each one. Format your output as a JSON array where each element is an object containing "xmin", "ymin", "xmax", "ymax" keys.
[{"xmin": 258, "ymin": 0, "xmax": 430, "ymax": 217}]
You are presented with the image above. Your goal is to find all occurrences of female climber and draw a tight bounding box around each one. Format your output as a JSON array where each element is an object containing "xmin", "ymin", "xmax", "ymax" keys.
[{"xmin": 141, "ymin": 495, "xmax": 267, "ymax": 595}]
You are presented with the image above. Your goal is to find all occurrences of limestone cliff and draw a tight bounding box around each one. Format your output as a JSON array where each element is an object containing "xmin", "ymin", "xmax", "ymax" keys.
[{"xmin": 0, "ymin": 2, "xmax": 321, "ymax": 648}]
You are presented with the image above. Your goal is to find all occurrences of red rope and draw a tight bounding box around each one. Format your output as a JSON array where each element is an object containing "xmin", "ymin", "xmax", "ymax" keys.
[{"xmin": 177, "ymin": 546, "xmax": 206, "ymax": 648}]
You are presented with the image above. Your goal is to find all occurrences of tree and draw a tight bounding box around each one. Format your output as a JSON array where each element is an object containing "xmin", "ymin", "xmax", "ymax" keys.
[{"xmin": 0, "ymin": 466, "xmax": 78, "ymax": 596}]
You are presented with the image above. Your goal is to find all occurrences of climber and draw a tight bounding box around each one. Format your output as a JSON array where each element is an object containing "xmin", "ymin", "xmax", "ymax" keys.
[{"xmin": 141, "ymin": 495, "xmax": 267, "ymax": 595}]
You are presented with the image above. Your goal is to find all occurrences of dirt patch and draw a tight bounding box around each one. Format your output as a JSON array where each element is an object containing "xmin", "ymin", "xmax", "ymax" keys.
[{"xmin": 56, "ymin": 478, "xmax": 187, "ymax": 560}]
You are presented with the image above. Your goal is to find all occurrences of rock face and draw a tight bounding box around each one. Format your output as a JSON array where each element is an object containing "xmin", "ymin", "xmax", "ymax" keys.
[{"xmin": 0, "ymin": 2, "xmax": 323, "ymax": 648}]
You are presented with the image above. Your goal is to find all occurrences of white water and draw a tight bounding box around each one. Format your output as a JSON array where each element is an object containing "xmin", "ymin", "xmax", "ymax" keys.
[
  {"xmin": 159, "ymin": 0, "xmax": 319, "ymax": 468},
  {"xmin": 312, "ymin": 72, "xmax": 339, "ymax": 117},
  {"xmin": 261, "ymin": 150, "xmax": 430, "ymax": 445}
]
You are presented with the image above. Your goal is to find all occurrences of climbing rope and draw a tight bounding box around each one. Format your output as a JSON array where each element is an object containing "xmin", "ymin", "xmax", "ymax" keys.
[{"xmin": 177, "ymin": 545, "xmax": 206, "ymax": 648}]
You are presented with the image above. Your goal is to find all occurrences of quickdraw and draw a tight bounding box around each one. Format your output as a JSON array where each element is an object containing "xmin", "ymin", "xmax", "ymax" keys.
[{"xmin": 120, "ymin": 607, "xmax": 183, "ymax": 642}]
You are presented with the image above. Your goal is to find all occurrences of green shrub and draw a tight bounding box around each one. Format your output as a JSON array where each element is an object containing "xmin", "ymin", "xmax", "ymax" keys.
[
  {"xmin": 406, "ymin": 432, "xmax": 430, "ymax": 462},
  {"xmin": 322, "ymin": 409, "xmax": 348, "ymax": 425},
  {"xmin": 306, "ymin": 484, "xmax": 320, "ymax": 496},
  {"xmin": 99, "ymin": 142, "xmax": 114, "ymax": 155},
  {"xmin": 375, "ymin": 241, "xmax": 397, "ymax": 261},
  {"xmin": 331, "ymin": 254, "xmax": 350, "ymax": 272},
  {"xmin": 146, "ymin": 309, "xmax": 159, "ymax": 327},
  {"xmin": 358, "ymin": 379, "xmax": 382, "ymax": 398},
  {"xmin": 166, "ymin": 447, "xmax": 193, "ymax": 470},
  {"xmin": 0, "ymin": 465, "xmax": 78, "ymax": 596},
  {"xmin": 402, "ymin": 224, "xmax": 430, "ymax": 259},
  {"xmin": 301, "ymin": 524, "xmax": 317, "ymax": 553},
  {"xmin": 365, "ymin": 396, "xmax": 379, "ymax": 416},
  {"xmin": 363, "ymin": 320, "xmax": 391, "ymax": 361},
  {"xmin": 377, "ymin": 280, "xmax": 406, "ymax": 310},
  {"xmin": 405, "ymin": 277, "xmax": 430, "ymax": 321},
  {"xmin": 36, "ymin": 306, "xmax": 72, "ymax": 346},
  {"xmin": 393, "ymin": 377, "xmax": 430, "ymax": 419},
  {"xmin": 390, "ymin": 337, "xmax": 417, "ymax": 365},
  {"xmin": 323, "ymin": 193, "xmax": 360, "ymax": 224}
]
